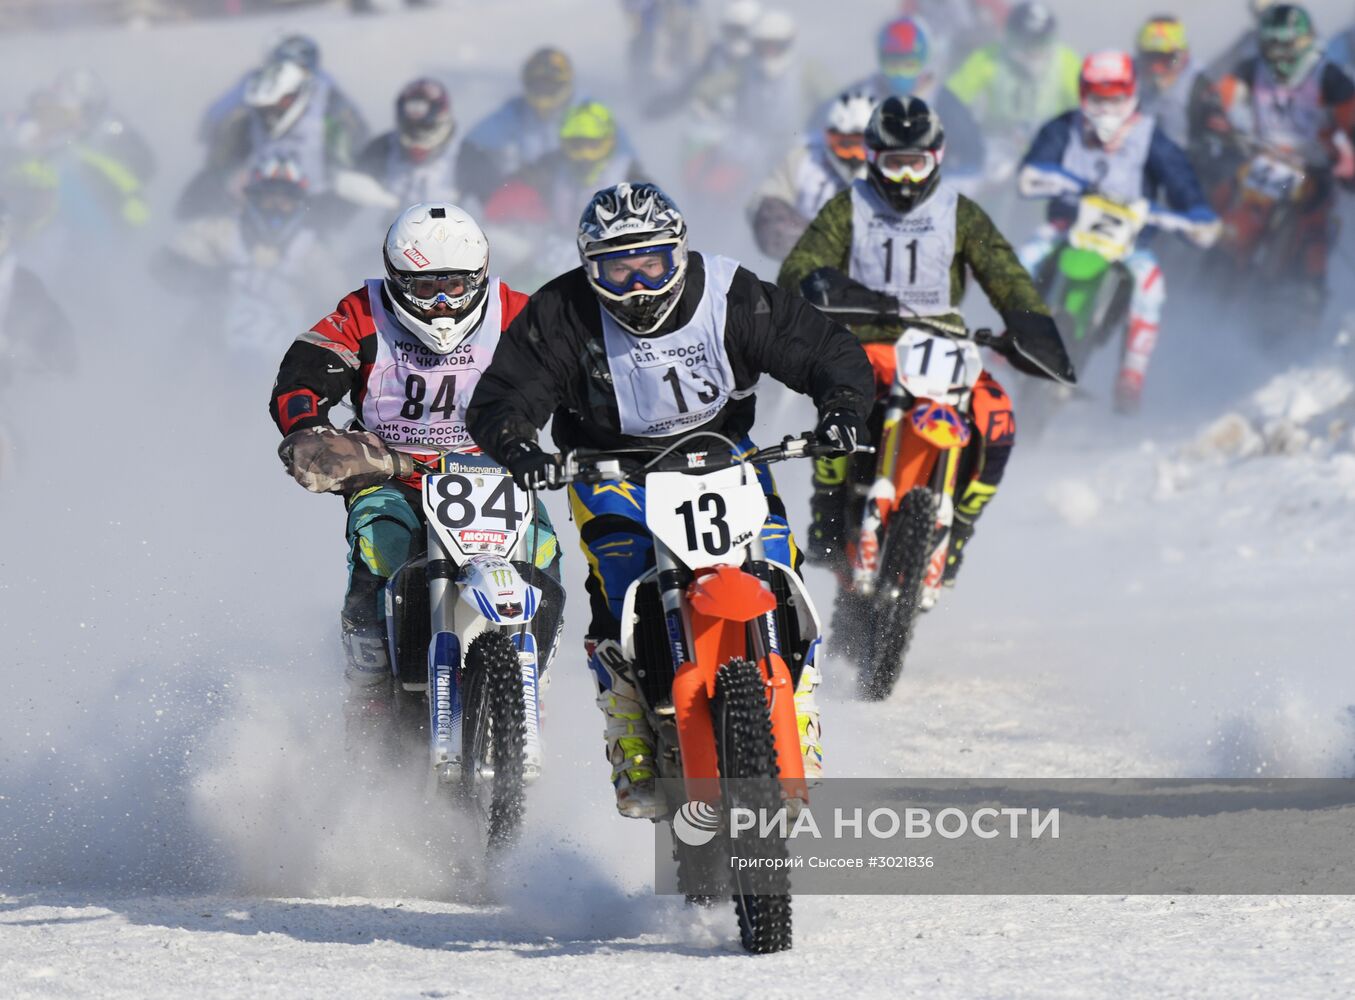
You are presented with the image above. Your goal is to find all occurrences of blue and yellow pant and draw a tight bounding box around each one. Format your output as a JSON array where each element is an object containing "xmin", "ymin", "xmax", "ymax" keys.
[{"xmin": 567, "ymin": 449, "xmax": 799, "ymax": 641}]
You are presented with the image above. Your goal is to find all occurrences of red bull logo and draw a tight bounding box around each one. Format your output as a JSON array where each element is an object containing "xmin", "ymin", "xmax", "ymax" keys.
[{"xmin": 910, "ymin": 402, "xmax": 971, "ymax": 450}]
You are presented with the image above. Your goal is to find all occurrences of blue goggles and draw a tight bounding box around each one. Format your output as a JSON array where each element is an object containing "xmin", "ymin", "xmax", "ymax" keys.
[{"xmin": 588, "ymin": 244, "xmax": 680, "ymax": 296}]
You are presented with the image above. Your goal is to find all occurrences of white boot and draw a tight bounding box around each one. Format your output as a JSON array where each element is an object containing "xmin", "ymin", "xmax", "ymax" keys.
[{"xmin": 587, "ymin": 638, "xmax": 661, "ymax": 818}]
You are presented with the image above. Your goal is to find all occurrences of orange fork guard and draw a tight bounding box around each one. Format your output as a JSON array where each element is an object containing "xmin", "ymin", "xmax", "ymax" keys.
[
  {"xmin": 670, "ymin": 565, "xmax": 808, "ymax": 806},
  {"xmin": 880, "ymin": 411, "xmax": 943, "ymax": 513}
]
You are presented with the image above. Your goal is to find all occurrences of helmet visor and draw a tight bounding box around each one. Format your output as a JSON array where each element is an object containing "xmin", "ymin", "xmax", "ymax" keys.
[
  {"xmin": 870, "ymin": 148, "xmax": 940, "ymax": 183},
  {"xmin": 563, "ymin": 133, "xmax": 617, "ymax": 163},
  {"xmin": 588, "ymin": 245, "xmax": 680, "ymax": 297},
  {"xmin": 826, "ymin": 129, "xmax": 867, "ymax": 162}
]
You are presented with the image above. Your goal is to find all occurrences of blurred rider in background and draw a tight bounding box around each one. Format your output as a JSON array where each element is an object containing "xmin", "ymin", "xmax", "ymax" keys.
[
  {"xmin": 358, "ymin": 78, "xmax": 460, "ymax": 207},
  {"xmin": 748, "ymin": 89, "xmax": 878, "ymax": 260}
]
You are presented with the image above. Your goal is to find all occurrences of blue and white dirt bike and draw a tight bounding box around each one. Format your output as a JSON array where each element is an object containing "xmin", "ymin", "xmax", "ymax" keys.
[{"xmin": 382, "ymin": 452, "xmax": 562, "ymax": 852}]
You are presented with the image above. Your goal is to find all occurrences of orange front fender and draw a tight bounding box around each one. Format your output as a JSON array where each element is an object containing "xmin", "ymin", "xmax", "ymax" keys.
[{"xmin": 674, "ymin": 566, "xmax": 807, "ymax": 804}]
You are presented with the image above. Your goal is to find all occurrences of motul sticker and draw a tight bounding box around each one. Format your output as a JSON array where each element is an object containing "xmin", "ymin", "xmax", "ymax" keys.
[
  {"xmin": 459, "ymin": 529, "xmax": 509, "ymax": 545},
  {"xmin": 403, "ymin": 247, "xmax": 431, "ymax": 268}
]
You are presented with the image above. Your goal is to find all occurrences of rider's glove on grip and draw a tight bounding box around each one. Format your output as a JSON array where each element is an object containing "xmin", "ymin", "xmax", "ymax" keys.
[
  {"xmin": 815, "ymin": 408, "xmax": 870, "ymax": 455},
  {"xmin": 502, "ymin": 439, "xmax": 555, "ymax": 491},
  {"xmin": 278, "ymin": 426, "xmax": 413, "ymax": 494}
]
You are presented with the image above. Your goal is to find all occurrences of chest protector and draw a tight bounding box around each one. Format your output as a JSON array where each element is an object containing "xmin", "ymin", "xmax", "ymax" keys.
[
  {"xmin": 360, "ymin": 278, "xmax": 504, "ymax": 450},
  {"xmin": 384, "ymin": 140, "xmax": 459, "ymax": 206},
  {"xmin": 794, "ymin": 145, "xmax": 849, "ymax": 220},
  {"xmin": 849, "ymin": 179, "xmax": 958, "ymax": 317},
  {"xmin": 249, "ymin": 77, "xmax": 333, "ymax": 193},
  {"xmin": 1252, "ymin": 59, "xmax": 1330, "ymax": 164},
  {"xmin": 1060, "ymin": 113, "xmax": 1155, "ymax": 203},
  {"xmin": 602, "ymin": 254, "xmax": 740, "ymax": 438}
]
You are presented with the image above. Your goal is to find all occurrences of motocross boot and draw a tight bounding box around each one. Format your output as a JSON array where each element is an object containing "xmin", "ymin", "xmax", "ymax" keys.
[
  {"xmin": 944, "ymin": 480, "xmax": 995, "ymax": 587},
  {"xmin": 806, "ymin": 456, "xmax": 850, "ymax": 567},
  {"xmin": 795, "ymin": 659, "xmax": 824, "ymax": 780},
  {"xmin": 587, "ymin": 638, "xmax": 662, "ymax": 818},
  {"xmin": 341, "ymin": 618, "xmax": 395, "ymax": 762}
]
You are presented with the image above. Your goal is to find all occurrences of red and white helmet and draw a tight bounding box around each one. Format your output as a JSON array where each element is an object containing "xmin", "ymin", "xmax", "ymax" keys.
[{"xmin": 1079, "ymin": 51, "xmax": 1139, "ymax": 145}]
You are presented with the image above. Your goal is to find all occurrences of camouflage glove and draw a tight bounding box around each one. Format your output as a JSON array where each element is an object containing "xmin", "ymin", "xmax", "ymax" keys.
[{"xmin": 277, "ymin": 426, "xmax": 417, "ymax": 494}]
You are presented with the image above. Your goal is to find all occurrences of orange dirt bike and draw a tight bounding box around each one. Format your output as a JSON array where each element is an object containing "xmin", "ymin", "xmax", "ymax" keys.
[
  {"xmin": 822, "ymin": 307, "xmax": 1070, "ymax": 701},
  {"xmin": 543, "ymin": 432, "xmax": 828, "ymax": 955}
]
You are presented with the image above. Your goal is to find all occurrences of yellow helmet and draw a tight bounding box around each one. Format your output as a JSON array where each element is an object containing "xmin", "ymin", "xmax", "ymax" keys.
[
  {"xmin": 560, "ymin": 101, "xmax": 618, "ymax": 164},
  {"xmin": 1137, "ymin": 16, "xmax": 1188, "ymax": 55}
]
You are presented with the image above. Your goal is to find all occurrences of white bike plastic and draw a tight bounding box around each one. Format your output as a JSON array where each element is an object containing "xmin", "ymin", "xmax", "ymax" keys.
[
  {"xmin": 893, "ymin": 328, "xmax": 984, "ymax": 402},
  {"xmin": 1068, "ymin": 194, "xmax": 1150, "ymax": 263},
  {"xmin": 1242, "ymin": 154, "xmax": 1304, "ymax": 201},
  {"xmin": 424, "ymin": 459, "xmax": 533, "ymax": 561},
  {"xmin": 645, "ymin": 463, "xmax": 769, "ymax": 571}
]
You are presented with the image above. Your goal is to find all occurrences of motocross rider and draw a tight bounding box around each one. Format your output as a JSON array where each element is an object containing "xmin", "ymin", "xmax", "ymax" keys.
[
  {"xmin": 465, "ymin": 181, "xmax": 875, "ymax": 816},
  {"xmin": 778, "ymin": 95, "xmax": 1072, "ymax": 580},
  {"xmin": 357, "ymin": 78, "xmax": 460, "ymax": 208},
  {"xmin": 817, "ymin": 17, "xmax": 986, "ymax": 181},
  {"xmin": 748, "ymin": 89, "xmax": 878, "ymax": 260},
  {"xmin": 269, "ymin": 203, "xmax": 563, "ymax": 746},
  {"xmin": 945, "ymin": 2, "xmax": 1081, "ymax": 147},
  {"xmin": 1193, "ymin": 4, "xmax": 1355, "ymax": 314},
  {"xmin": 1135, "ymin": 15, "xmax": 1212, "ymax": 151},
  {"xmin": 1018, "ymin": 52, "xmax": 1219, "ymax": 413},
  {"xmin": 181, "ymin": 44, "xmax": 369, "ymax": 220},
  {"xmin": 456, "ymin": 48, "xmax": 597, "ymax": 206}
]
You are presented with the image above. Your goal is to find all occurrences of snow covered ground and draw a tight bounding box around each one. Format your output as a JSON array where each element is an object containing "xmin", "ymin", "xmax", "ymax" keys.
[{"xmin": 2, "ymin": 1, "xmax": 1354, "ymax": 996}]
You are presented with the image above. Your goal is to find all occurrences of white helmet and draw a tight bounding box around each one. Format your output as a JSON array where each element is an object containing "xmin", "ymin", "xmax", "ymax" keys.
[
  {"xmin": 244, "ymin": 59, "xmax": 311, "ymax": 138},
  {"xmin": 751, "ymin": 9, "xmax": 797, "ymax": 77},
  {"xmin": 383, "ymin": 203, "xmax": 491, "ymax": 355},
  {"xmin": 721, "ymin": 1, "xmax": 765, "ymax": 58},
  {"xmin": 1250, "ymin": 0, "xmax": 1278, "ymax": 19},
  {"xmin": 825, "ymin": 89, "xmax": 877, "ymax": 180}
]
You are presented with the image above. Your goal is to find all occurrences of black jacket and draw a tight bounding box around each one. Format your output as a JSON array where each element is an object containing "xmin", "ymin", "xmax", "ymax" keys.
[{"xmin": 466, "ymin": 252, "xmax": 874, "ymax": 461}]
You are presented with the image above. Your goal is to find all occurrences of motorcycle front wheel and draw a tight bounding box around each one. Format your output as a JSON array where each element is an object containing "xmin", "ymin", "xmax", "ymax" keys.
[
  {"xmin": 713, "ymin": 657, "xmax": 792, "ymax": 954},
  {"xmin": 459, "ymin": 630, "xmax": 528, "ymax": 853}
]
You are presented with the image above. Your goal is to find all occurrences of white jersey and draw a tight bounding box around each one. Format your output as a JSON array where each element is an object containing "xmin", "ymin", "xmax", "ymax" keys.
[
  {"xmin": 1141, "ymin": 65, "xmax": 1201, "ymax": 149},
  {"xmin": 383, "ymin": 140, "xmax": 459, "ymax": 206},
  {"xmin": 1060, "ymin": 112, "xmax": 1155, "ymax": 203},
  {"xmin": 248, "ymin": 77, "xmax": 333, "ymax": 193},
  {"xmin": 794, "ymin": 143, "xmax": 850, "ymax": 220},
  {"xmin": 1252, "ymin": 58, "xmax": 1331, "ymax": 166},
  {"xmin": 602, "ymin": 254, "xmax": 740, "ymax": 438},
  {"xmin": 848, "ymin": 179, "xmax": 958, "ymax": 317},
  {"xmin": 359, "ymin": 278, "xmax": 504, "ymax": 450}
]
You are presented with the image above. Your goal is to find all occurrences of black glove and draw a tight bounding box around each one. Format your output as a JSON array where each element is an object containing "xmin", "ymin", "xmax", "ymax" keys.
[
  {"xmin": 815, "ymin": 408, "xmax": 870, "ymax": 455},
  {"xmin": 999, "ymin": 310, "xmax": 1077, "ymax": 385},
  {"xmin": 800, "ymin": 267, "xmax": 901, "ymax": 324},
  {"xmin": 502, "ymin": 439, "xmax": 555, "ymax": 490}
]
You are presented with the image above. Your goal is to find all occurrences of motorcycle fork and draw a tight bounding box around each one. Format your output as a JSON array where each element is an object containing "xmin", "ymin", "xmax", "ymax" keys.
[{"xmin": 854, "ymin": 396, "xmax": 940, "ymax": 595}]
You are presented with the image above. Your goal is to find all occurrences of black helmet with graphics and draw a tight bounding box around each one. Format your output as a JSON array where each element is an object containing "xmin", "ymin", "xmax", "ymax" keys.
[
  {"xmin": 577, "ymin": 182, "xmax": 689, "ymax": 335},
  {"xmin": 1258, "ymin": 4, "xmax": 1318, "ymax": 85},
  {"xmin": 865, "ymin": 95, "xmax": 946, "ymax": 213}
]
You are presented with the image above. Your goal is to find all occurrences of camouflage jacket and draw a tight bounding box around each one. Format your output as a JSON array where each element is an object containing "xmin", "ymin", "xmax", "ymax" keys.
[{"xmin": 776, "ymin": 185, "xmax": 1049, "ymax": 343}]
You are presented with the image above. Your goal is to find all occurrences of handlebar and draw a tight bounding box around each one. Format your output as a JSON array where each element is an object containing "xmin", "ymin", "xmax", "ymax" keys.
[{"xmin": 541, "ymin": 432, "xmax": 865, "ymax": 490}]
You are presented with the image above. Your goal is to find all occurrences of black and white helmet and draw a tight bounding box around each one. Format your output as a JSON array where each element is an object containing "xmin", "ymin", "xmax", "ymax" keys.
[{"xmin": 577, "ymin": 182, "xmax": 689, "ymax": 335}]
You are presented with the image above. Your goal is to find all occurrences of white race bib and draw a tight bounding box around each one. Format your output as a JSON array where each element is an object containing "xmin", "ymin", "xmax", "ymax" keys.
[
  {"xmin": 601, "ymin": 254, "xmax": 740, "ymax": 438},
  {"xmin": 360, "ymin": 278, "xmax": 503, "ymax": 450},
  {"xmin": 849, "ymin": 179, "xmax": 958, "ymax": 317}
]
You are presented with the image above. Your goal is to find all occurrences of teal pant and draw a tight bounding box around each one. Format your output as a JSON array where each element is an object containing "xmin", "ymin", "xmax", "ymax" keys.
[{"xmin": 343, "ymin": 481, "xmax": 561, "ymax": 635}]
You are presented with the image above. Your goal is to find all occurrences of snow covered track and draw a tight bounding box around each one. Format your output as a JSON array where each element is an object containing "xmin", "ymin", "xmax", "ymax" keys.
[
  {"xmin": 3, "ymin": 893, "xmax": 1355, "ymax": 998},
  {"xmin": 2, "ymin": 0, "xmax": 1354, "ymax": 994}
]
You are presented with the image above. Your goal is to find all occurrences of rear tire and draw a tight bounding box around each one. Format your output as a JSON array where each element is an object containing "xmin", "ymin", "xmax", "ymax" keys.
[
  {"xmin": 858, "ymin": 488, "xmax": 936, "ymax": 702},
  {"xmin": 713, "ymin": 658, "xmax": 792, "ymax": 954},
  {"xmin": 460, "ymin": 631, "xmax": 527, "ymax": 853}
]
